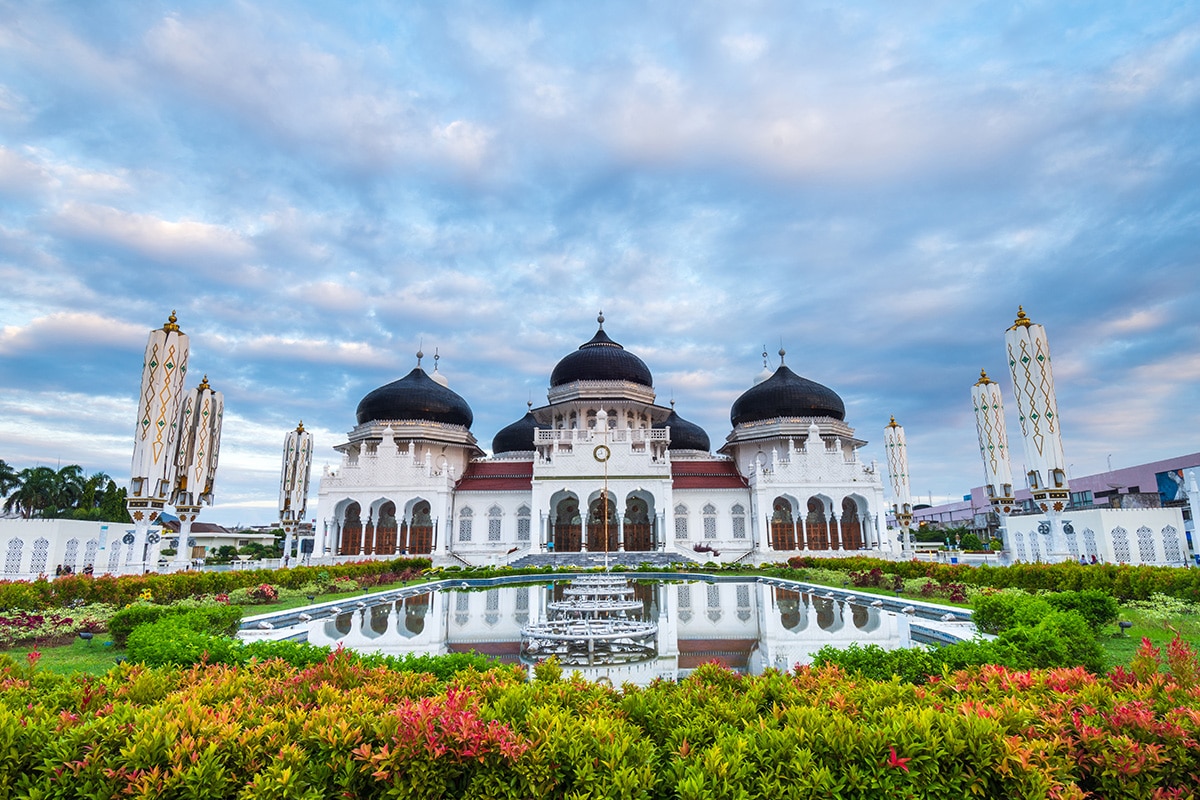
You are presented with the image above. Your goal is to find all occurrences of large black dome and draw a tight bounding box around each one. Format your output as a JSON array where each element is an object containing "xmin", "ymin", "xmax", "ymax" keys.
[
  {"xmin": 491, "ymin": 410, "xmax": 543, "ymax": 453},
  {"xmin": 356, "ymin": 367, "xmax": 474, "ymax": 428},
  {"xmin": 730, "ymin": 365, "xmax": 845, "ymax": 426},
  {"xmin": 654, "ymin": 409, "xmax": 710, "ymax": 452},
  {"xmin": 550, "ymin": 320, "xmax": 653, "ymax": 388}
]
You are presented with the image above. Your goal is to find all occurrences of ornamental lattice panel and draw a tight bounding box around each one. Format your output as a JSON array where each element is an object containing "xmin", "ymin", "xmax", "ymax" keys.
[
  {"xmin": 1136, "ymin": 526, "xmax": 1156, "ymax": 563},
  {"xmin": 706, "ymin": 584, "xmax": 722, "ymax": 622},
  {"xmin": 1013, "ymin": 532, "xmax": 1027, "ymax": 562},
  {"xmin": 63, "ymin": 538, "xmax": 79, "ymax": 572},
  {"xmin": 1111, "ymin": 527, "xmax": 1131, "ymax": 563},
  {"xmin": 84, "ymin": 539, "xmax": 98, "ymax": 569},
  {"xmin": 678, "ymin": 585, "xmax": 692, "ymax": 622},
  {"xmin": 1163, "ymin": 526, "xmax": 1183, "ymax": 563},
  {"xmin": 1082, "ymin": 528, "xmax": 1099, "ymax": 559},
  {"xmin": 4, "ymin": 539, "xmax": 22, "ymax": 574},
  {"xmin": 31, "ymin": 538, "xmax": 50, "ymax": 574}
]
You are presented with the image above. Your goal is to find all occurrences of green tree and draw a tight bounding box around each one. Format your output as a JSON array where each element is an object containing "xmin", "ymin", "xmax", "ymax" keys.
[
  {"xmin": 0, "ymin": 459, "xmax": 18, "ymax": 498},
  {"xmin": 3, "ymin": 466, "xmax": 58, "ymax": 518}
]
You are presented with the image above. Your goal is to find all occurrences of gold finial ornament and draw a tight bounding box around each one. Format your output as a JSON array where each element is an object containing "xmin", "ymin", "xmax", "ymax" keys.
[
  {"xmin": 975, "ymin": 369, "xmax": 993, "ymax": 386},
  {"xmin": 887, "ymin": 415, "xmax": 899, "ymax": 428},
  {"xmin": 163, "ymin": 310, "xmax": 181, "ymax": 332},
  {"xmin": 197, "ymin": 374, "xmax": 211, "ymax": 390},
  {"xmin": 296, "ymin": 420, "xmax": 305, "ymax": 432},
  {"xmin": 1011, "ymin": 305, "xmax": 1033, "ymax": 329}
]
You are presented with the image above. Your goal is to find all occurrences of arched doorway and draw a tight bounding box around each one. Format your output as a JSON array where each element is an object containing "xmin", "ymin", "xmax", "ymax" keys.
[
  {"xmin": 623, "ymin": 494, "xmax": 654, "ymax": 551},
  {"xmin": 375, "ymin": 501, "xmax": 398, "ymax": 554},
  {"xmin": 405, "ymin": 500, "xmax": 434, "ymax": 554},
  {"xmin": 771, "ymin": 498, "xmax": 796, "ymax": 550},
  {"xmin": 841, "ymin": 497, "xmax": 863, "ymax": 551},
  {"xmin": 587, "ymin": 494, "xmax": 618, "ymax": 553},
  {"xmin": 339, "ymin": 502, "xmax": 362, "ymax": 555},
  {"xmin": 806, "ymin": 498, "xmax": 830, "ymax": 550},
  {"xmin": 552, "ymin": 496, "xmax": 582, "ymax": 552}
]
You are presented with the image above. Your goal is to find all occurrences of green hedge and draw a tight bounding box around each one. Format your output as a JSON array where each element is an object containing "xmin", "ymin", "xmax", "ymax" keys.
[
  {"xmin": 111, "ymin": 602, "xmax": 244, "ymax": 647},
  {"xmin": 787, "ymin": 555, "xmax": 1200, "ymax": 602},
  {"xmin": 0, "ymin": 557, "xmax": 431, "ymax": 611}
]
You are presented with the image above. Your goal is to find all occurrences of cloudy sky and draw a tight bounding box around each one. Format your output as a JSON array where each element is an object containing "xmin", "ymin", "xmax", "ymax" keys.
[{"xmin": 1, "ymin": 1, "xmax": 1198, "ymax": 526}]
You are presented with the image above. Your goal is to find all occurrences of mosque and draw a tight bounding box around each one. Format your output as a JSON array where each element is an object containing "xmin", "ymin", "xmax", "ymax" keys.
[{"xmin": 315, "ymin": 315, "xmax": 889, "ymax": 565}]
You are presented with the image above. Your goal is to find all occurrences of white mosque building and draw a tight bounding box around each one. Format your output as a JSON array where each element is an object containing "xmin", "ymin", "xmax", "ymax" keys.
[{"xmin": 315, "ymin": 315, "xmax": 889, "ymax": 566}]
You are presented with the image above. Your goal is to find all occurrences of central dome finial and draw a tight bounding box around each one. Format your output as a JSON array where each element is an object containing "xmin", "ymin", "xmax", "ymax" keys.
[
  {"xmin": 597, "ymin": 310, "xmax": 605, "ymax": 328},
  {"xmin": 778, "ymin": 346, "xmax": 787, "ymax": 366}
]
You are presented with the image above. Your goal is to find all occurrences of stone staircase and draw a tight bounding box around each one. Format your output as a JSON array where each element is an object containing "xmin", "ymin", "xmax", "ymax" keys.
[{"xmin": 509, "ymin": 550, "xmax": 699, "ymax": 569}]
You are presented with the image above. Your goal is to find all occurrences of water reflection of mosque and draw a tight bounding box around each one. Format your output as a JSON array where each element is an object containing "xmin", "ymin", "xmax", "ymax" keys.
[{"xmin": 306, "ymin": 580, "xmax": 911, "ymax": 685}]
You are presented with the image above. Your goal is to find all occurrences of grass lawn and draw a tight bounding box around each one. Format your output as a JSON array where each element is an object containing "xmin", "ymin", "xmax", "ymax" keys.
[
  {"xmin": 9, "ymin": 633, "xmax": 120, "ymax": 676},
  {"xmin": 1099, "ymin": 605, "xmax": 1200, "ymax": 670}
]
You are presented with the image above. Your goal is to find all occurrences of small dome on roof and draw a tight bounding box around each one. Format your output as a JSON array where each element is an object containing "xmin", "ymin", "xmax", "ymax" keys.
[
  {"xmin": 550, "ymin": 313, "xmax": 653, "ymax": 388},
  {"xmin": 730, "ymin": 361, "xmax": 845, "ymax": 426},
  {"xmin": 654, "ymin": 407, "xmax": 711, "ymax": 452},
  {"xmin": 356, "ymin": 365, "xmax": 473, "ymax": 428},
  {"xmin": 491, "ymin": 409, "xmax": 543, "ymax": 454}
]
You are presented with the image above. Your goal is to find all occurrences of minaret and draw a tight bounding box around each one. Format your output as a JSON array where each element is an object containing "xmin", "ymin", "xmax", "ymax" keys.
[
  {"xmin": 883, "ymin": 416, "xmax": 913, "ymax": 554},
  {"xmin": 171, "ymin": 375, "xmax": 224, "ymax": 569},
  {"xmin": 1005, "ymin": 306, "xmax": 1070, "ymax": 557},
  {"xmin": 127, "ymin": 311, "xmax": 189, "ymax": 572},
  {"xmin": 279, "ymin": 420, "xmax": 314, "ymax": 564},
  {"xmin": 971, "ymin": 369, "xmax": 1015, "ymax": 515}
]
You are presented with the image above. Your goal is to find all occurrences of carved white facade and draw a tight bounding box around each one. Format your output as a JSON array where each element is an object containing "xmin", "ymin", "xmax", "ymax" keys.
[{"xmin": 317, "ymin": 319, "xmax": 889, "ymax": 566}]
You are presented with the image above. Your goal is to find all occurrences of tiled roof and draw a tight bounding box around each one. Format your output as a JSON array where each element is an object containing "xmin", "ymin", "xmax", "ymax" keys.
[
  {"xmin": 456, "ymin": 460, "xmax": 534, "ymax": 492},
  {"xmin": 671, "ymin": 460, "xmax": 749, "ymax": 490}
]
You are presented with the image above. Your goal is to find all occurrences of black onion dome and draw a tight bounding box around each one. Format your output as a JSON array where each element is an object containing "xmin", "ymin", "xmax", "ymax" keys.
[
  {"xmin": 730, "ymin": 365, "xmax": 845, "ymax": 426},
  {"xmin": 550, "ymin": 324, "xmax": 653, "ymax": 387},
  {"xmin": 654, "ymin": 409, "xmax": 711, "ymax": 452},
  {"xmin": 491, "ymin": 411, "xmax": 543, "ymax": 453},
  {"xmin": 356, "ymin": 367, "xmax": 474, "ymax": 428}
]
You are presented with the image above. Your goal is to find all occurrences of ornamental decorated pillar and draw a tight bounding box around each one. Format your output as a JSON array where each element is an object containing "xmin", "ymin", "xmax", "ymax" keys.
[
  {"xmin": 128, "ymin": 311, "xmax": 189, "ymax": 571},
  {"xmin": 883, "ymin": 416, "xmax": 913, "ymax": 554},
  {"xmin": 279, "ymin": 421, "xmax": 314, "ymax": 564},
  {"xmin": 971, "ymin": 369, "xmax": 1015, "ymax": 515},
  {"xmin": 171, "ymin": 375, "xmax": 224, "ymax": 569},
  {"xmin": 1005, "ymin": 306, "xmax": 1070, "ymax": 556}
]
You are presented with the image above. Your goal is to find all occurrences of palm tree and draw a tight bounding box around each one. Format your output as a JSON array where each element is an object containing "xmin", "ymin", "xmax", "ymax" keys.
[
  {"xmin": 3, "ymin": 466, "xmax": 57, "ymax": 518},
  {"xmin": 52, "ymin": 464, "xmax": 85, "ymax": 512},
  {"xmin": 0, "ymin": 459, "xmax": 18, "ymax": 499}
]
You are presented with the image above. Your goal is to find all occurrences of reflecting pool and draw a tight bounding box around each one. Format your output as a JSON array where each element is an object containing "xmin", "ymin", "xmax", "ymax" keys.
[{"xmin": 302, "ymin": 578, "xmax": 915, "ymax": 685}]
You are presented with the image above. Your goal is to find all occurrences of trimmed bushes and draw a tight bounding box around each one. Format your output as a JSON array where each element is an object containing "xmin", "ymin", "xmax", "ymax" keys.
[
  {"xmin": 0, "ymin": 557, "xmax": 431, "ymax": 611},
  {"xmin": 788, "ymin": 555, "xmax": 1200, "ymax": 602},
  {"xmin": 3, "ymin": 640, "xmax": 1198, "ymax": 799}
]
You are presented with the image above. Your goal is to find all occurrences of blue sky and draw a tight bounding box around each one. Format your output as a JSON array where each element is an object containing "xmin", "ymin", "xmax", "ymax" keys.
[{"xmin": 1, "ymin": 1, "xmax": 1197, "ymax": 526}]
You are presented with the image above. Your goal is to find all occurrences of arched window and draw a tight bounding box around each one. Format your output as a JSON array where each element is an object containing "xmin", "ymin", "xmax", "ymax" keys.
[
  {"xmin": 1111, "ymin": 526, "xmax": 1130, "ymax": 563},
  {"xmin": 31, "ymin": 537, "xmax": 49, "ymax": 574},
  {"xmin": 1136, "ymin": 526, "xmax": 1156, "ymax": 563},
  {"xmin": 488, "ymin": 506, "xmax": 503, "ymax": 542},
  {"xmin": 4, "ymin": 539, "xmax": 23, "ymax": 574},
  {"xmin": 64, "ymin": 538, "xmax": 79, "ymax": 572},
  {"xmin": 516, "ymin": 505, "xmax": 531, "ymax": 542},
  {"xmin": 731, "ymin": 504, "xmax": 747, "ymax": 539},
  {"xmin": 1163, "ymin": 525, "xmax": 1183, "ymax": 562},
  {"xmin": 674, "ymin": 504, "xmax": 689, "ymax": 539},
  {"xmin": 458, "ymin": 507, "xmax": 474, "ymax": 542},
  {"xmin": 702, "ymin": 504, "xmax": 717, "ymax": 539}
]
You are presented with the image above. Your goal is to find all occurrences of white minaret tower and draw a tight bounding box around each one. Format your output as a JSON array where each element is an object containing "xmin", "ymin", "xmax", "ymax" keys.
[
  {"xmin": 170, "ymin": 375, "xmax": 224, "ymax": 569},
  {"xmin": 971, "ymin": 369, "xmax": 1015, "ymax": 516},
  {"xmin": 128, "ymin": 311, "xmax": 189, "ymax": 572},
  {"xmin": 883, "ymin": 416, "xmax": 913, "ymax": 554},
  {"xmin": 1005, "ymin": 306, "xmax": 1070, "ymax": 558},
  {"xmin": 279, "ymin": 421, "xmax": 314, "ymax": 564}
]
